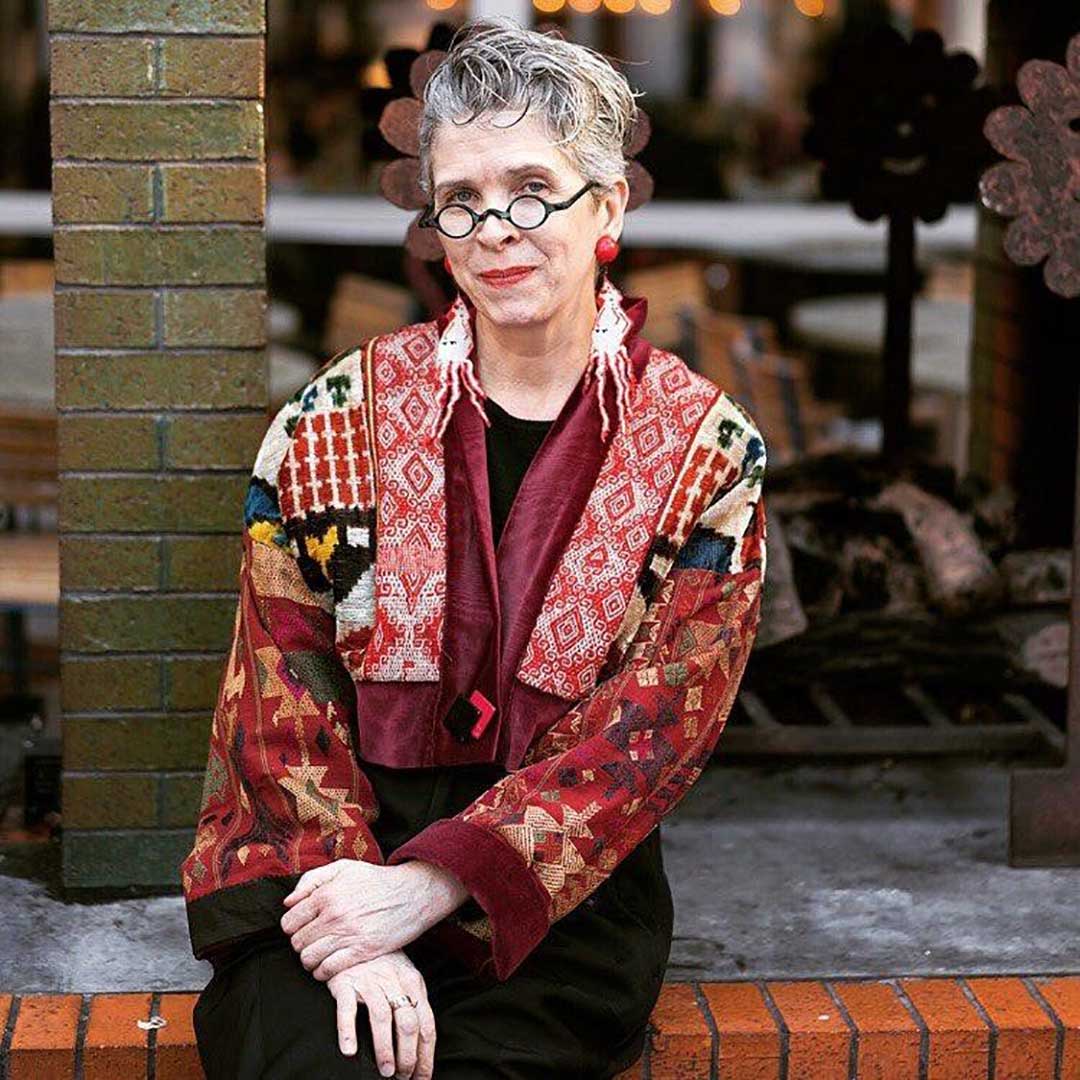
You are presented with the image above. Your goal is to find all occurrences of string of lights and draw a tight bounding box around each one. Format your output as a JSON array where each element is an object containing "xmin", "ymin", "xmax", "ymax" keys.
[{"xmin": 424, "ymin": 0, "xmax": 829, "ymax": 15}]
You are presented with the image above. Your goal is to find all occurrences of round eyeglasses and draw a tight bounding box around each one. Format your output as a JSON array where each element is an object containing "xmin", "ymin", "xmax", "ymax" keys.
[{"xmin": 419, "ymin": 180, "xmax": 599, "ymax": 240}]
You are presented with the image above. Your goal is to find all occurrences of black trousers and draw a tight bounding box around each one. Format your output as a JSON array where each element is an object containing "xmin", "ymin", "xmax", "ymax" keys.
[{"xmin": 193, "ymin": 759, "xmax": 674, "ymax": 1079}]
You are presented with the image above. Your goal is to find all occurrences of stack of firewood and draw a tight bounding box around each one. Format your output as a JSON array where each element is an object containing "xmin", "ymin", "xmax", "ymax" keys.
[{"xmin": 757, "ymin": 452, "xmax": 1070, "ymax": 692}]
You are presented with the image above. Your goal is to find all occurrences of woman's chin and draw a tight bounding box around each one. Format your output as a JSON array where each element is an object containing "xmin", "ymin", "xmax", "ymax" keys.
[{"xmin": 476, "ymin": 293, "xmax": 550, "ymax": 326}]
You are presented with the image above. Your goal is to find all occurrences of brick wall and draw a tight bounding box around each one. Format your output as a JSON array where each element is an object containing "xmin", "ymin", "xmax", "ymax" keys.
[{"xmin": 50, "ymin": 0, "xmax": 267, "ymax": 890}]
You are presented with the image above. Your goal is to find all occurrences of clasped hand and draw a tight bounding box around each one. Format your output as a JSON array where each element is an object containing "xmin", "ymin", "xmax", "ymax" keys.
[{"xmin": 280, "ymin": 859, "xmax": 430, "ymax": 982}]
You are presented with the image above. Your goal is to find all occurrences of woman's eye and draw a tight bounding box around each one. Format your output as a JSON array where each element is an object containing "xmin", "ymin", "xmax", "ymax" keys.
[{"xmin": 523, "ymin": 180, "xmax": 548, "ymax": 194}]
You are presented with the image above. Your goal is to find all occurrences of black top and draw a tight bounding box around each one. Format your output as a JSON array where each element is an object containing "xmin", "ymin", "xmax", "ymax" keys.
[{"xmin": 484, "ymin": 396, "xmax": 555, "ymax": 551}]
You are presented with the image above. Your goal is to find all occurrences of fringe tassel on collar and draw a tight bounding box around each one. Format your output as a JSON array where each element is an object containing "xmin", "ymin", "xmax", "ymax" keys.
[
  {"xmin": 431, "ymin": 276, "xmax": 637, "ymax": 443},
  {"xmin": 432, "ymin": 296, "xmax": 489, "ymax": 442}
]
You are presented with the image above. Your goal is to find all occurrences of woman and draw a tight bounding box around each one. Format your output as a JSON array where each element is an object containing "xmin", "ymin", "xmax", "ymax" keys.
[{"xmin": 182, "ymin": 17, "xmax": 767, "ymax": 1080}]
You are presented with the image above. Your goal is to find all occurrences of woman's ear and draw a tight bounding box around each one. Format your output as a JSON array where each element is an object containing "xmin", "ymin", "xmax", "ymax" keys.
[{"xmin": 600, "ymin": 176, "xmax": 630, "ymax": 240}]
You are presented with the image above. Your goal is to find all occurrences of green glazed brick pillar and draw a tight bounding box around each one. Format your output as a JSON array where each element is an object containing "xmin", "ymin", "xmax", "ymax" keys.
[{"xmin": 50, "ymin": 0, "xmax": 268, "ymax": 890}]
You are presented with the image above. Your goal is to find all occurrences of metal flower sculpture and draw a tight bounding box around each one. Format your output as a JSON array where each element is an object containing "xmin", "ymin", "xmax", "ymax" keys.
[
  {"xmin": 980, "ymin": 32, "xmax": 1080, "ymax": 300},
  {"xmin": 803, "ymin": 26, "xmax": 995, "ymax": 466},
  {"xmin": 375, "ymin": 21, "xmax": 655, "ymax": 262},
  {"xmin": 986, "ymin": 32, "xmax": 1080, "ymax": 870},
  {"xmin": 804, "ymin": 26, "xmax": 995, "ymax": 223}
]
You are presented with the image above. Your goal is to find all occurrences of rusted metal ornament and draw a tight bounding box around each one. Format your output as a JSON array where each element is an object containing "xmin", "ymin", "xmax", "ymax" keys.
[
  {"xmin": 626, "ymin": 159, "xmax": 655, "ymax": 211},
  {"xmin": 409, "ymin": 49, "xmax": 446, "ymax": 100},
  {"xmin": 379, "ymin": 157, "xmax": 426, "ymax": 211},
  {"xmin": 804, "ymin": 26, "xmax": 996, "ymax": 223},
  {"xmin": 378, "ymin": 96, "xmax": 422, "ymax": 159},
  {"xmin": 980, "ymin": 32, "xmax": 1080, "ymax": 299},
  {"xmin": 406, "ymin": 216, "xmax": 445, "ymax": 262},
  {"xmin": 626, "ymin": 110, "xmax": 651, "ymax": 157}
]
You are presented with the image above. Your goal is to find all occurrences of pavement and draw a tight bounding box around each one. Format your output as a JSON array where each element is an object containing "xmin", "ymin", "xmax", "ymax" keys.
[{"xmin": 1, "ymin": 757, "xmax": 1077, "ymax": 994}]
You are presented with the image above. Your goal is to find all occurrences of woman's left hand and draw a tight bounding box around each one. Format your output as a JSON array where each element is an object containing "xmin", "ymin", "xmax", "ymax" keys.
[{"xmin": 280, "ymin": 860, "xmax": 438, "ymax": 981}]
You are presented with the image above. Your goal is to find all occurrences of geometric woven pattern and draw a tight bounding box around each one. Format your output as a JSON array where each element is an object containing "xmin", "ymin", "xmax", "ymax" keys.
[
  {"xmin": 332, "ymin": 279, "xmax": 742, "ymax": 699},
  {"xmin": 516, "ymin": 352, "xmax": 717, "ymax": 700},
  {"xmin": 518, "ymin": 358, "xmax": 756, "ymax": 700},
  {"xmin": 359, "ymin": 325, "xmax": 448, "ymax": 682},
  {"xmin": 448, "ymin": 446, "xmax": 767, "ymax": 966},
  {"xmin": 180, "ymin": 527, "xmax": 385, "ymax": 923}
]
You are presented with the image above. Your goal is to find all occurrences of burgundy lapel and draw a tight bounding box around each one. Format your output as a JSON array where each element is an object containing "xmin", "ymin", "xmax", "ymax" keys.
[
  {"xmin": 515, "ymin": 315, "xmax": 722, "ymax": 701},
  {"xmin": 444, "ymin": 376, "xmax": 497, "ymax": 614},
  {"xmin": 445, "ymin": 292, "xmax": 649, "ymax": 694},
  {"xmin": 494, "ymin": 296, "xmax": 650, "ymax": 696}
]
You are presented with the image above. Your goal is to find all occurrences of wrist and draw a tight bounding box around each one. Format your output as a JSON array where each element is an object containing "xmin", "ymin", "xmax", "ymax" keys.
[{"xmin": 407, "ymin": 860, "xmax": 472, "ymax": 928}]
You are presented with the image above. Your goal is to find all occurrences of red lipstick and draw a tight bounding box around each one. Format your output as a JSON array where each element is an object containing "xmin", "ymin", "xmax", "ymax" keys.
[{"xmin": 478, "ymin": 266, "xmax": 536, "ymax": 287}]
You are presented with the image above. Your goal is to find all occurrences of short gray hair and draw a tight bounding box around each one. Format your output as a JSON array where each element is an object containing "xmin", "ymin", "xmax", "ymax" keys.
[{"xmin": 417, "ymin": 17, "xmax": 643, "ymax": 202}]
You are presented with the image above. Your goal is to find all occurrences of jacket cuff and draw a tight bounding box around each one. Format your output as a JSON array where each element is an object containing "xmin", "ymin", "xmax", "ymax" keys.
[
  {"xmin": 186, "ymin": 873, "xmax": 301, "ymax": 963},
  {"xmin": 387, "ymin": 818, "xmax": 551, "ymax": 981}
]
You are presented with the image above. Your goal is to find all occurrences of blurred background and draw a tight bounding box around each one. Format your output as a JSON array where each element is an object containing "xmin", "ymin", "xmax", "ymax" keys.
[
  {"xmin": 1, "ymin": 0, "xmax": 984, "ymax": 398},
  {"xmin": 0, "ymin": 0, "xmax": 984, "ymax": 451},
  {"xmin": 4, "ymin": 0, "xmax": 1076, "ymax": 866}
]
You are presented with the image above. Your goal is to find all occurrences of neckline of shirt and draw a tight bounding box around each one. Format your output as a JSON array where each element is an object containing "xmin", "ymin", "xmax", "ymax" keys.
[{"xmin": 484, "ymin": 396, "xmax": 558, "ymax": 429}]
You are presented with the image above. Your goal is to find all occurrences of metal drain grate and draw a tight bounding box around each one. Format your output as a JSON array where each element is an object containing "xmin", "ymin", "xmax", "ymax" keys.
[{"xmin": 719, "ymin": 680, "xmax": 1065, "ymax": 758}]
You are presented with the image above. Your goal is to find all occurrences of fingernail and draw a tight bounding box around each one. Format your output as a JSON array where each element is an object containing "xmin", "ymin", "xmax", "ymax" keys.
[{"xmin": 380, "ymin": 1062, "xmax": 394, "ymax": 1076}]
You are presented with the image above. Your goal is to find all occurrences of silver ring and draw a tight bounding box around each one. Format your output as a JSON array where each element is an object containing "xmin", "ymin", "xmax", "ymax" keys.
[{"xmin": 386, "ymin": 993, "xmax": 418, "ymax": 1010}]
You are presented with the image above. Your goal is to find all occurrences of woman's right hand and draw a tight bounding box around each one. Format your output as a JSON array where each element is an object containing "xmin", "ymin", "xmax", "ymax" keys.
[{"xmin": 326, "ymin": 948, "xmax": 436, "ymax": 1079}]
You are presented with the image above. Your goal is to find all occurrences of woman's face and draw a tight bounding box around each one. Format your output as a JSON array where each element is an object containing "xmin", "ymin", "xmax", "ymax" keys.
[{"xmin": 429, "ymin": 109, "xmax": 628, "ymax": 329}]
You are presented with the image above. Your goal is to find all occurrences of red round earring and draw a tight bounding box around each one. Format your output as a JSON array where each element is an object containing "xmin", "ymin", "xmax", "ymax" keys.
[{"xmin": 595, "ymin": 236, "xmax": 620, "ymax": 265}]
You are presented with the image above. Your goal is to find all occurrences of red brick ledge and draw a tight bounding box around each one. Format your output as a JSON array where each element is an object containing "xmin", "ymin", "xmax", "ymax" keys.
[{"xmin": 1, "ymin": 976, "xmax": 1077, "ymax": 1078}]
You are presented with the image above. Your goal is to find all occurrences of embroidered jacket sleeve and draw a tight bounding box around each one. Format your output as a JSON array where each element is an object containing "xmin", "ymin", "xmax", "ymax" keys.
[
  {"xmin": 181, "ymin": 372, "xmax": 385, "ymax": 965},
  {"xmin": 387, "ymin": 407, "xmax": 768, "ymax": 982}
]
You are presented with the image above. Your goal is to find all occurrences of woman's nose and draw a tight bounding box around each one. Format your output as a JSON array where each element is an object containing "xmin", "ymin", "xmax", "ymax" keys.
[{"xmin": 475, "ymin": 210, "xmax": 518, "ymax": 243}]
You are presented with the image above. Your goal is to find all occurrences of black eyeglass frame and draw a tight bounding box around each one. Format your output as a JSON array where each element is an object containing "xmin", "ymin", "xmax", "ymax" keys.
[{"xmin": 419, "ymin": 180, "xmax": 600, "ymax": 239}]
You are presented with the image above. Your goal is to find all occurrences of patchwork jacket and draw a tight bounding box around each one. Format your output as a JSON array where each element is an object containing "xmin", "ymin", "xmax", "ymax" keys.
[{"xmin": 181, "ymin": 282, "xmax": 768, "ymax": 983}]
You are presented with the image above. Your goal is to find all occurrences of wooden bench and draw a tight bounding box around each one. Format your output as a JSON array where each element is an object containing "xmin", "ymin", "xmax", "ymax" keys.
[
  {"xmin": 2, "ymin": 974, "xmax": 1076, "ymax": 1078},
  {"xmin": 691, "ymin": 307, "xmax": 847, "ymax": 467},
  {"xmin": 322, "ymin": 273, "xmax": 418, "ymax": 359},
  {"xmin": 0, "ymin": 406, "xmax": 58, "ymax": 714}
]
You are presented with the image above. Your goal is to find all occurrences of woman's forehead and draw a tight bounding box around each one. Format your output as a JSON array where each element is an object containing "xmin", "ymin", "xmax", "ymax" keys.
[{"xmin": 430, "ymin": 111, "xmax": 574, "ymax": 186}]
